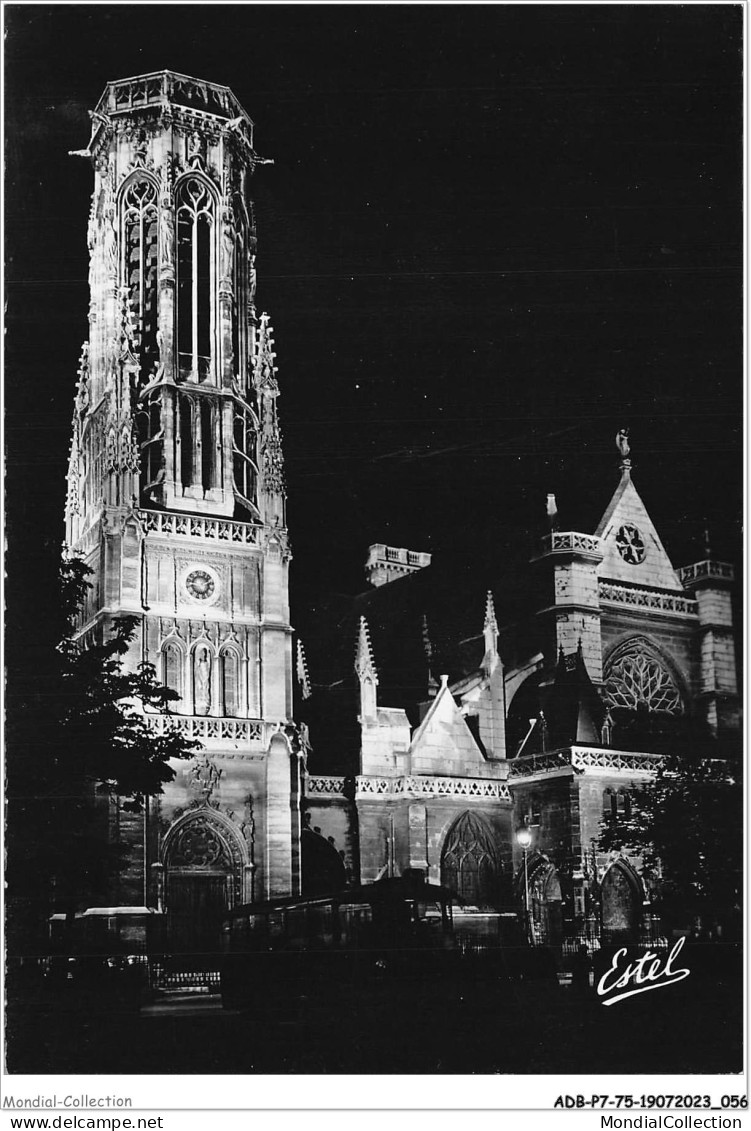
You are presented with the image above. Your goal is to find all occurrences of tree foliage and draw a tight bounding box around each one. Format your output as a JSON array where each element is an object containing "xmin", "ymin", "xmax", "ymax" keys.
[
  {"xmin": 598, "ymin": 753, "xmax": 742, "ymax": 932},
  {"xmin": 7, "ymin": 556, "xmax": 199, "ymax": 941}
]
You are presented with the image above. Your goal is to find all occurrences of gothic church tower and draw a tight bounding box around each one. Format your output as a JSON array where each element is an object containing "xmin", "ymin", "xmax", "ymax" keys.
[{"xmin": 65, "ymin": 72, "xmax": 300, "ymax": 943}]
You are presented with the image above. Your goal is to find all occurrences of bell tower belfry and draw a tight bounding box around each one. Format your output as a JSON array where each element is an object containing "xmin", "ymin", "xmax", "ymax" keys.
[{"xmin": 65, "ymin": 72, "xmax": 300, "ymax": 914}]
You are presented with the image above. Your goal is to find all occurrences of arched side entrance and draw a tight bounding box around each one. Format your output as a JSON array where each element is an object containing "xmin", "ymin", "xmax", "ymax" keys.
[
  {"xmin": 515, "ymin": 854, "xmax": 563, "ymax": 945},
  {"xmin": 440, "ymin": 811, "xmax": 499, "ymax": 908},
  {"xmin": 162, "ymin": 809, "xmax": 250, "ymax": 957},
  {"xmin": 600, "ymin": 858, "xmax": 644, "ymax": 943},
  {"xmin": 530, "ymin": 859, "xmax": 563, "ymax": 945}
]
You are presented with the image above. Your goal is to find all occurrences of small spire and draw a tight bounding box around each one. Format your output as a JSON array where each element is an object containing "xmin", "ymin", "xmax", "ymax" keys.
[
  {"xmin": 355, "ymin": 615, "xmax": 378, "ymax": 684},
  {"xmin": 253, "ymin": 312, "xmax": 279, "ymax": 394},
  {"xmin": 484, "ymin": 590, "xmax": 498, "ymax": 633},
  {"xmin": 296, "ymin": 639, "xmax": 312, "ymax": 700},
  {"xmin": 483, "ymin": 590, "xmax": 500, "ymax": 673}
]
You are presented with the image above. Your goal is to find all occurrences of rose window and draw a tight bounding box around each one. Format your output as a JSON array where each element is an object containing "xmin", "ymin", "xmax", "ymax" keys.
[
  {"xmin": 615, "ymin": 524, "xmax": 646, "ymax": 565},
  {"xmin": 604, "ymin": 646, "xmax": 682, "ymax": 715}
]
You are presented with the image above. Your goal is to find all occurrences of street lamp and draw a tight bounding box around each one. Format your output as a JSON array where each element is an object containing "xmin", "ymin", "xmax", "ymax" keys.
[{"xmin": 517, "ymin": 826, "xmax": 534, "ymax": 945}]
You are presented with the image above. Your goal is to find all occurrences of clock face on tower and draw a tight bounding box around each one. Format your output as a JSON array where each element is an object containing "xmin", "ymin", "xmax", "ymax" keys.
[
  {"xmin": 615, "ymin": 524, "xmax": 646, "ymax": 565},
  {"xmin": 183, "ymin": 567, "xmax": 219, "ymax": 604}
]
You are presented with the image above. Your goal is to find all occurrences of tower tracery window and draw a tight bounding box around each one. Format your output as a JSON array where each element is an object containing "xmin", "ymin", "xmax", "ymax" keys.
[
  {"xmin": 137, "ymin": 390, "xmax": 163, "ymax": 500},
  {"xmin": 233, "ymin": 403, "xmax": 258, "ymax": 512},
  {"xmin": 122, "ymin": 178, "xmax": 159, "ymax": 376},
  {"xmin": 176, "ymin": 177, "xmax": 215, "ymax": 383}
]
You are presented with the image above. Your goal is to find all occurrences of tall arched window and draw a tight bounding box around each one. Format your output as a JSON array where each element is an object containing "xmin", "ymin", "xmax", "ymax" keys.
[
  {"xmin": 179, "ymin": 394, "xmax": 194, "ymax": 488},
  {"xmin": 137, "ymin": 389, "xmax": 163, "ymax": 500},
  {"xmin": 603, "ymin": 637, "xmax": 686, "ymax": 752},
  {"xmin": 220, "ymin": 648, "xmax": 241, "ymax": 717},
  {"xmin": 176, "ymin": 177, "xmax": 215, "ymax": 383},
  {"xmin": 232, "ymin": 403, "xmax": 258, "ymax": 513},
  {"xmin": 122, "ymin": 178, "xmax": 159, "ymax": 375},
  {"xmin": 163, "ymin": 642, "xmax": 183, "ymax": 701},
  {"xmin": 441, "ymin": 811, "xmax": 498, "ymax": 908},
  {"xmin": 200, "ymin": 398, "xmax": 215, "ymax": 491}
]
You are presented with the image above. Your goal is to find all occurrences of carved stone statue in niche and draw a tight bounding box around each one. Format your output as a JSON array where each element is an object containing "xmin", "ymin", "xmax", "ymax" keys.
[
  {"xmin": 220, "ymin": 214, "xmax": 235, "ymax": 280},
  {"xmin": 193, "ymin": 644, "xmax": 212, "ymax": 715},
  {"xmin": 189, "ymin": 755, "xmax": 222, "ymax": 803},
  {"xmin": 160, "ymin": 202, "xmax": 175, "ymax": 267},
  {"xmin": 104, "ymin": 209, "xmax": 118, "ymax": 277}
]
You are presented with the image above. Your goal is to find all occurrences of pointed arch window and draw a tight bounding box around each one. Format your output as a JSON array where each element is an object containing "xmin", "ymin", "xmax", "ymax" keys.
[
  {"xmin": 176, "ymin": 177, "xmax": 215, "ymax": 383},
  {"xmin": 122, "ymin": 179, "xmax": 159, "ymax": 376},
  {"xmin": 200, "ymin": 398, "xmax": 215, "ymax": 491},
  {"xmin": 441, "ymin": 811, "xmax": 498, "ymax": 908},
  {"xmin": 179, "ymin": 394, "xmax": 195, "ymax": 488},
  {"xmin": 604, "ymin": 639, "xmax": 683, "ymax": 716},
  {"xmin": 162, "ymin": 642, "xmax": 183, "ymax": 701},
  {"xmin": 220, "ymin": 648, "xmax": 241, "ymax": 717},
  {"xmin": 233, "ymin": 403, "xmax": 258, "ymax": 513},
  {"xmin": 231, "ymin": 221, "xmax": 248, "ymax": 385},
  {"xmin": 137, "ymin": 388, "xmax": 163, "ymax": 500}
]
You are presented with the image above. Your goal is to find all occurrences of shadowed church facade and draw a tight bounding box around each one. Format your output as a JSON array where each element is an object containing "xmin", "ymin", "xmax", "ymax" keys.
[{"xmin": 65, "ymin": 72, "xmax": 740, "ymax": 952}]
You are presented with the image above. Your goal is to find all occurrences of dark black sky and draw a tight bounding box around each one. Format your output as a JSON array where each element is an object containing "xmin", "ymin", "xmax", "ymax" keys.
[{"xmin": 5, "ymin": 4, "xmax": 743, "ymax": 627}]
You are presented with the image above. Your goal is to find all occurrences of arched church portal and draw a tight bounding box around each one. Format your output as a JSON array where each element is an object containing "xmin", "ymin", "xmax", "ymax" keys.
[{"xmin": 163, "ymin": 810, "xmax": 248, "ymax": 956}]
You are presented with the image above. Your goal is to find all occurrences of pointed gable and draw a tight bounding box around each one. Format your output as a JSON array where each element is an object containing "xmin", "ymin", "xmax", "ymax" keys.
[
  {"xmin": 409, "ymin": 676, "xmax": 487, "ymax": 775},
  {"xmin": 595, "ymin": 470, "xmax": 682, "ymax": 590}
]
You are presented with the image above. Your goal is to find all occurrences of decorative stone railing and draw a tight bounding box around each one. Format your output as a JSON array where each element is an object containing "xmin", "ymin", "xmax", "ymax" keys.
[
  {"xmin": 305, "ymin": 776, "xmax": 349, "ymax": 796},
  {"xmin": 97, "ymin": 71, "xmax": 241, "ymax": 121},
  {"xmin": 355, "ymin": 775, "xmax": 512, "ymax": 802},
  {"xmin": 508, "ymin": 746, "xmax": 664, "ymax": 779},
  {"xmin": 678, "ymin": 560, "xmax": 735, "ymax": 585},
  {"xmin": 138, "ymin": 509, "xmax": 261, "ymax": 546},
  {"xmin": 539, "ymin": 532, "xmax": 603, "ymax": 558},
  {"xmin": 598, "ymin": 581, "xmax": 698, "ymax": 617},
  {"xmin": 145, "ymin": 713, "xmax": 264, "ymax": 744}
]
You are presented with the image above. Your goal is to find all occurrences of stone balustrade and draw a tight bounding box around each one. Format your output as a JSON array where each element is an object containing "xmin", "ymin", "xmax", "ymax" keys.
[
  {"xmin": 678, "ymin": 560, "xmax": 734, "ymax": 585},
  {"xmin": 508, "ymin": 745, "xmax": 664, "ymax": 779},
  {"xmin": 138, "ymin": 509, "xmax": 261, "ymax": 546},
  {"xmin": 598, "ymin": 580, "xmax": 698, "ymax": 617},
  {"xmin": 354, "ymin": 775, "xmax": 512, "ymax": 802},
  {"xmin": 145, "ymin": 713, "xmax": 264, "ymax": 744},
  {"xmin": 539, "ymin": 531, "xmax": 603, "ymax": 558}
]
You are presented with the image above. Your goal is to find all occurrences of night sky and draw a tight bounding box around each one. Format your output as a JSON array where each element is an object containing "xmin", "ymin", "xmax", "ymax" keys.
[{"xmin": 5, "ymin": 4, "xmax": 743, "ymax": 640}]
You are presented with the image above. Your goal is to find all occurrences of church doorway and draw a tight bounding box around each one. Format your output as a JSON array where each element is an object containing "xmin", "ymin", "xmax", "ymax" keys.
[
  {"xmin": 162, "ymin": 811, "xmax": 246, "ymax": 959},
  {"xmin": 600, "ymin": 859, "xmax": 643, "ymax": 943},
  {"xmin": 441, "ymin": 811, "xmax": 498, "ymax": 908},
  {"xmin": 530, "ymin": 860, "xmax": 563, "ymax": 945}
]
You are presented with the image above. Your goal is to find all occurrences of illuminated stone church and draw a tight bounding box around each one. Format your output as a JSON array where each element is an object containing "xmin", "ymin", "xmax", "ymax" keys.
[{"xmin": 65, "ymin": 71, "xmax": 740, "ymax": 952}]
